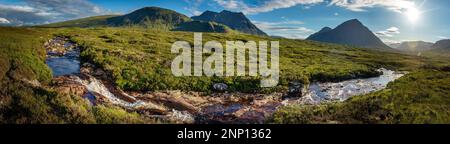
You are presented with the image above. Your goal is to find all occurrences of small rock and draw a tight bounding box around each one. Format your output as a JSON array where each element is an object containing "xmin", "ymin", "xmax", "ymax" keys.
[
  {"xmin": 285, "ymin": 81, "xmax": 307, "ymax": 98},
  {"xmin": 82, "ymin": 63, "xmax": 96, "ymax": 68},
  {"xmin": 94, "ymin": 68, "xmax": 105, "ymax": 76},
  {"xmin": 151, "ymin": 93, "xmax": 199, "ymax": 113},
  {"xmin": 169, "ymin": 109, "xmax": 195, "ymax": 124},
  {"xmin": 213, "ymin": 83, "xmax": 228, "ymax": 92},
  {"xmin": 80, "ymin": 67, "xmax": 93, "ymax": 75},
  {"xmin": 21, "ymin": 79, "xmax": 41, "ymax": 87}
]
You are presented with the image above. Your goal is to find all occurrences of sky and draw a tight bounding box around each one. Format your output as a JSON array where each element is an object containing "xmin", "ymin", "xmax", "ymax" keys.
[{"xmin": 0, "ymin": 0, "xmax": 449, "ymax": 43}]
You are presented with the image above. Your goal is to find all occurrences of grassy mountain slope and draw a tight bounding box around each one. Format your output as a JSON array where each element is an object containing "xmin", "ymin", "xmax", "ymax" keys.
[
  {"xmin": 396, "ymin": 41, "xmax": 434, "ymax": 52},
  {"xmin": 106, "ymin": 7, "xmax": 191, "ymax": 29},
  {"xmin": 432, "ymin": 39, "xmax": 450, "ymax": 49},
  {"xmin": 38, "ymin": 15, "xmax": 118, "ymax": 28},
  {"xmin": 39, "ymin": 7, "xmax": 241, "ymax": 34},
  {"xmin": 40, "ymin": 7, "xmax": 192, "ymax": 29},
  {"xmin": 173, "ymin": 21, "xmax": 234, "ymax": 33},
  {"xmin": 192, "ymin": 10, "xmax": 268, "ymax": 36}
]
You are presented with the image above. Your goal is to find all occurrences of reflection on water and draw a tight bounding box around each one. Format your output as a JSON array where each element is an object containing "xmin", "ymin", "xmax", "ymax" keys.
[
  {"xmin": 301, "ymin": 68, "xmax": 405, "ymax": 104},
  {"xmin": 46, "ymin": 39, "xmax": 81, "ymax": 77},
  {"xmin": 46, "ymin": 56, "xmax": 80, "ymax": 77}
]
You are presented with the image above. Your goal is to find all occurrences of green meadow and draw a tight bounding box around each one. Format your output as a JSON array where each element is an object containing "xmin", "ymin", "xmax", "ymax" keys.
[
  {"xmin": 0, "ymin": 27, "xmax": 158, "ymax": 124},
  {"xmin": 56, "ymin": 27, "xmax": 422, "ymax": 92},
  {"xmin": 0, "ymin": 26, "xmax": 448, "ymax": 124}
]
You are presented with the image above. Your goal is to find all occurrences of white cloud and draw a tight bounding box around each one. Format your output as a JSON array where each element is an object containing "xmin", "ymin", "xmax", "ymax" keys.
[
  {"xmin": 0, "ymin": 17, "xmax": 10, "ymax": 24},
  {"xmin": 386, "ymin": 27, "xmax": 400, "ymax": 34},
  {"xmin": 253, "ymin": 20, "xmax": 306, "ymax": 28},
  {"xmin": 184, "ymin": 0, "xmax": 204, "ymax": 16},
  {"xmin": 382, "ymin": 38, "xmax": 401, "ymax": 45},
  {"xmin": 437, "ymin": 36, "xmax": 448, "ymax": 39},
  {"xmin": 214, "ymin": 0, "xmax": 324, "ymax": 14},
  {"xmin": 334, "ymin": 12, "xmax": 339, "ymax": 16},
  {"xmin": 0, "ymin": 0, "xmax": 108, "ymax": 25},
  {"xmin": 253, "ymin": 20, "xmax": 314, "ymax": 39},
  {"xmin": 376, "ymin": 26, "xmax": 400, "ymax": 37},
  {"xmin": 214, "ymin": 0, "xmax": 416, "ymax": 14},
  {"xmin": 35, "ymin": 11, "xmax": 58, "ymax": 17},
  {"xmin": 214, "ymin": 0, "xmax": 242, "ymax": 9},
  {"xmin": 0, "ymin": 5, "xmax": 35, "ymax": 12},
  {"xmin": 329, "ymin": 0, "xmax": 416, "ymax": 13}
]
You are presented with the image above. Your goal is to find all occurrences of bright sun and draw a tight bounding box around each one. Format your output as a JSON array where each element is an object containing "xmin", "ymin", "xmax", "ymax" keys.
[{"xmin": 406, "ymin": 7, "xmax": 421, "ymax": 23}]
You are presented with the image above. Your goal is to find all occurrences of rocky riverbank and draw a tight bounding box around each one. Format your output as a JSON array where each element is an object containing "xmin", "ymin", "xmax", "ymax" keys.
[
  {"xmin": 45, "ymin": 37, "xmax": 406, "ymax": 124},
  {"xmin": 52, "ymin": 73, "xmax": 286, "ymax": 124}
]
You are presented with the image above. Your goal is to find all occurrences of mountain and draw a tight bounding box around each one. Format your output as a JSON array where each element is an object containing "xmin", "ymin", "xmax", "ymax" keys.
[
  {"xmin": 107, "ymin": 7, "xmax": 191, "ymax": 28},
  {"xmin": 422, "ymin": 39, "xmax": 450, "ymax": 57},
  {"xmin": 40, "ymin": 7, "xmax": 242, "ymax": 34},
  {"xmin": 192, "ymin": 10, "xmax": 268, "ymax": 36},
  {"xmin": 308, "ymin": 27, "xmax": 332, "ymax": 39},
  {"xmin": 389, "ymin": 43, "xmax": 402, "ymax": 49},
  {"xmin": 271, "ymin": 35, "xmax": 287, "ymax": 39},
  {"xmin": 432, "ymin": 39, "xmax": 450, "ymax": 50},
  {"xmin": 39, "ymin": 15, "xmax": 118, "ymax": 28},
  {"xmin": 307, "ymin": 19, "xmax": 390, "ymax": 49},
  {"xmin": 40, "ymin": 7, "xmax": 191, "ymax": 29},
  {"xmin": 395, "ymin": 41, "xmax": 434, "ymax": 52},
  {"xmin": 173, "ymin": 21, "xmax": 233, "ymax": 33}
]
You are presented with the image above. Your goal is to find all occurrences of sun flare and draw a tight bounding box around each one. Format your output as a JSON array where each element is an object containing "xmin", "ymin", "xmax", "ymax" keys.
[{"xmin": 406, "ymin": 7, "xmax": 421, "ymax": 23}]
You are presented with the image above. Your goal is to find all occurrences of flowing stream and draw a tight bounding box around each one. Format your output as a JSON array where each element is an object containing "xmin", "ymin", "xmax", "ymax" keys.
[
  {"xmin": 45, "ymin": 38, "xmax": 168, "ymax": 113},
  {"xmin": 45, "ymin": 37, "xmax": 80, "ymax": 76},
  {"xmin": 45, "ymin": 37, "xmax": 406, "ymax": 123},
  {"xmin": 299, "ymin": 68, "xmax": 405, "ymax": 104},
  {"xmin": 46, "ymin": 57, "xmax": 80, "ymax": 77}
]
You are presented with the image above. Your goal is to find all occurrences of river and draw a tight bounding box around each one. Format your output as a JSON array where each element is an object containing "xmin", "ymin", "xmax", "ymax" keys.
[
  {"xmin": 299, "ymin": 68, "xmax": 405, "ymax": 104},
  {"xmin": 45, "ymin": 37, "xmax": 80, "ymax": 77},
  {"xmin": 45, "ymin": 37, "xmax": 405, "ymax": 124}
]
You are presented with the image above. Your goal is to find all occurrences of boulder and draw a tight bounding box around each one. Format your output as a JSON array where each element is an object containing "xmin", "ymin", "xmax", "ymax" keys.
[
  {"xmin": 80, "ymin": 67, "xmax": 94, "ymax": 75},
  {"xmin": 21, "ymin": 79, "xmax": 41, "ymax": 88},
  {"xmin": 213, "ymin": 83, "xmax": 228, "ymax": 92},
  {"xmin": 45, "ymin": 37, "xmax": 73, "ymax": 56},
  {"xmin": 150, "ymin": 93, "xmax": 200, "ymax": 113},
  {"xmin": 52, "ymin": 76, "xmax": 88, "ymax": 97},
  {"xmin": 94, "ymin": 68, "xmax": 106, "ymax": 76},
  {"xmin": 82, "ymin": 62, "xmax": 96, "ymax": 68},
  {"xmin": 285, "ymin": 81, "xmax": 307, "ymax": 98}
]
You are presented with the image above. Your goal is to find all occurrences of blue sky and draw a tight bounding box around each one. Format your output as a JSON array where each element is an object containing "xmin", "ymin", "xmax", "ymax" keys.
[{"xmin": 1, "ymin": 0, "xmax": 449, "ymax": 43}]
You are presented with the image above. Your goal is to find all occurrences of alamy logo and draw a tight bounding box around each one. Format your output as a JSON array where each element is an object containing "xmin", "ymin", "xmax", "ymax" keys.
[{"xmin": 171, "ymin": 33, "xmax": 279, "ymax": 87}]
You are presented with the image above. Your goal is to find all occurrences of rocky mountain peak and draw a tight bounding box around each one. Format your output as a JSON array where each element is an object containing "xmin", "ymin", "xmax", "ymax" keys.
[
  {"xmin": 192, "ymin": 10, "xmax": 268, "ymax": 36},
  {"xmin": 306, "ymin": 19, "xmax": 390, "ymax": 49}
]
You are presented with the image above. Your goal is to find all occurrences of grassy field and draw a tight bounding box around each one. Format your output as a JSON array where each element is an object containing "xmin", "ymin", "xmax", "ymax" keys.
[
  {"xmin": 270, "ymin": 68, "xmax": 450, "ymax": 124},
  {"xmin": 0, "ymin": 27, "xmax": 158, "ymax": 124},
  {"xmin": 268, "ymin": 48, "xmax": 450, "ymax": 124},
  {"xmin": 0, "ymin": 26, "xmax": 448, "ymax": 124},
  {"xmin": 51, "ymin": 27, "xmax": 423, "ymax": 93}
]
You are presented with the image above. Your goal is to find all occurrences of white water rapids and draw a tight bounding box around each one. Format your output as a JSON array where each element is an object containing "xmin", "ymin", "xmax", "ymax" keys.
[
  {"xmin": 73, "ymin": 76, "xmax": 148, "ymax": 108},
  {"xmin": 298, "ymin": 68, "xmax": 405, "ymax": 104}
]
